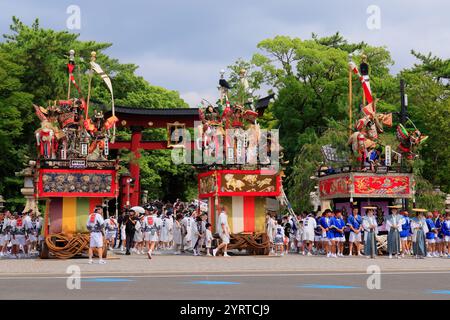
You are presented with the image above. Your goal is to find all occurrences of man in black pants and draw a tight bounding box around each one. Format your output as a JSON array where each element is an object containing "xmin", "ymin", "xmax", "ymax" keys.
[{"xmin": 124, "ymin": 209, "xmax": 137, "ymax": 255}]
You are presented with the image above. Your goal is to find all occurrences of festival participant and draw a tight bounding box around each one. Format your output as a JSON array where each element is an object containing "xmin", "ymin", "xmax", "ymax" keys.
[
  {"xmin": 302, "ymin": 213, "xmax": 316, "ymax": 256},
  {"xmin": 386, "ymin": 205, "xmax": 403, "ymax": 259},
  {"xmin": 399, "ymin": 210, "xmax": 412, "ymax": 257},
  {"xmin": 181, "ymin": 212, "xmax": 193, "ymax": 251},
  {"xmin": 133, "ymin": 214, "xmax": 144, "ymax": 254},
  {"xmin": 86, "ymin": 207, "xmax": 106, "ymax": 264},
  {"xmin": 124, "ymin": 209, "xmax": 137, "ymax": 255},
  {"xmin": 347, "ymin": 205, "xmax": 363, "ymax": 256},
  {"xmin": 192, "ymin": 215, "xmax": 202, "ymax": 256},
  {"xmin": 117, "ymin": 211, "xmax": 127, "ymax": 251},
  {"xmin": 425, "ymin": 212, "xmax": 437, "ymax": 257},
  {"xmin": 0, "ymin": 211, "xmax": 7, "ymax": 257},
  {"xmin": 441, "ymin": 213, "xmax": 450, "ymax": 258},
  {"xmin": 314, "ymin": 213, "xmax": 323, "ymax": 255},
  {"xmin": 274, "ymin": 219, "xmax": 285, "ymax": 256},
  {"xmin": 281, "ymin": 216, "xmax": 291, "ymax": 255},
  {"xmin": 288, "ymin": 214, "xmax": 297, "ymax": 253},
  {"xmin": 362, "ymin": 207, "xmax": 378, "ymax": 258},
  {"xmin": 319, "ymin": 209, "xmax": 332, "ymax": 258},
  {"xmin": 160, "ymin": 212, "xmax": 173, "ymax": 250},
  {"xmin": 411, "ymin": 210, "xmax": 428, "ymax": 259},
  {"xmin": 330, "ymin": 210, "xmax": 346, "ymax": 257},
  {"xmin": 0, "ymin": 210, "xmax": 12, "ymax": 257},
  {"xmin": 294, "ymin": 213, "xmax": 303, "ymax": 254},
  {"xmin": 433, "ymin": 211, "xmax": 444, "ymax": 257},
  {"xmin": 172, "ymin": 214, "xmax": 183, "ymax": 255},
  {"xmin": 205, "ymin": 222, "xmax": 214, "ymax": 256},
  {"xmin": 10, "ymin": 212, "xmax": 28, "ymax": 258},
  {"xmin": 266, "ymin": 212, "xmax": 276, "ymax": 254},
  {"xmin": 104, "ymin": 213, "xmax": 118, "ymax": 251},
  {"xmin": 213, "ymin": 207, "xmax": 230, "ymax": 257},
  {"xmin": 22, "ymin": 210, "xmax": 34, "ymax": 255},
  {"xmin": 143, "ymin": 208, "xmax": 161, "ymax": 259}
]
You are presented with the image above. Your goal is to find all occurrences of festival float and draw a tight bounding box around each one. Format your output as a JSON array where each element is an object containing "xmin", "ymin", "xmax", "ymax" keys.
[
  {"xmin": 316, "ymin": 55, "xmax": 428, "ymax": 248},
  {"xmin": 32, "ymin": 50, "xmax": 119, "ymax": 259},
  {"xmin": 196, "ymin": 69, "xmax": 285, "ymax": 255}
]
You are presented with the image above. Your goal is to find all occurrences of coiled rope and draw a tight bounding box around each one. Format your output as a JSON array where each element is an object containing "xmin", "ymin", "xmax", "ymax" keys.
[
  {"xmin": 227, "ymin": 232, "xmax": 270, "ymax": 255},
  {"xmin": 45, "ymin": 233, "xmax": 90, "ymax": 259}
]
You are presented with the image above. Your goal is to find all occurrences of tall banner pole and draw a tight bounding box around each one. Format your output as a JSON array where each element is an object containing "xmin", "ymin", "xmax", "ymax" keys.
[{"xmin": 348, "ymin": 60, "xmax": 353, "ymax": 136}]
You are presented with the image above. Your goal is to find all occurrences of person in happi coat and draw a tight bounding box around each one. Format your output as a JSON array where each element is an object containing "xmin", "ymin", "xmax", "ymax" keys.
[
  {"xmin": 330, "ymin": 210, "xmax": 346, "ymax": 258},
  {"xmin": 0, "ymin": 210, "xmax": 12, "ymax": 257},
  {"xmin": 104, "ymin": 213, "xmax": 118, "ymax": 251},
  {"xmin": 132, "ymin": 214, "xmax": 144, "ymax": 255},
  {"xmin": 425, "ymin": 211, "xmax": 438, "ymax": 257},
  {"xmin": 399, "ymin": 210, "xmax": 412, "ymax": 257},
  {"xmin": 433, "ymin": 211, "xmax": 445, "ymax": 257},
  {"xmin": 86, "ymin": 207, "xmax": 106, "ymax": 264},
  {"xmin": 386, "ymin": 205, "xmax": 404, "ymax": 259},
  {"xmin": 347, "ymin": 204, "xmax": 363, "ymax": 256},
  {"xmin": 362, "ymin": 207, "xmax": 378, "ymax": 258},
  {"xmin": 142, "ymin": 208, "xmax": 161, "ymax": 259},
  {"xmin": 319, "ymin": 209, "xmax": 332, "ymax": 258},
  {"xmin": 10, "ymin": 212, "xmax": 28, "ymax": 258},
  {"xmin": 159, "ymin": 212, "xmax": 173, "ymax": 250},
  {"xmin": 411, "ymin": 209, "xmax": 428, "ymax": 259},
  {"xmin": 441, "ymin": 212, "xmax": 450, "ymax": 259}
]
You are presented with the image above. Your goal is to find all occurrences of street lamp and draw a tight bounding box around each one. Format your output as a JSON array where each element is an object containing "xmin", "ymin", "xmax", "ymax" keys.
[{"xmin": 126, "ymin": 178, "xmax": 134, "ymax": 208}]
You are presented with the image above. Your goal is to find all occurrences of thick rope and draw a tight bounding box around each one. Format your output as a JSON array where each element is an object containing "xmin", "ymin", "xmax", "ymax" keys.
[
  {"xmin": 227, "ymin": 232, "xmax": 270, "ymax": 255},
  {"xmin": 45, "ymin": 233, "xmax": 90, "ymax": 259}
]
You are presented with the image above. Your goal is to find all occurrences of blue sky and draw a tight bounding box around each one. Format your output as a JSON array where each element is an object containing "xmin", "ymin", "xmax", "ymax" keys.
[{"xmin": 1, "ymin": 0, "xmax": 449, "ymax": 106}]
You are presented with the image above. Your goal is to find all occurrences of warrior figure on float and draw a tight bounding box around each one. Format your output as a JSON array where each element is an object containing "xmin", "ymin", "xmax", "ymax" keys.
[{"xmin": 33, "ymin": 50, "xmax": 118, "ymax": 161}]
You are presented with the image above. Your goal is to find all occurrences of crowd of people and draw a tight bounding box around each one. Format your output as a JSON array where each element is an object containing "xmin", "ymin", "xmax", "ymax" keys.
[
  {"xmin": 0, "ymin": 209, "xmax": 43, "ymax": 258},
  {"xmin": 1, "ymin": 200, "xmax": 449, "ymax": 262},
  {"xmin": 90, "ymin": 199, "xmax": 231, "ymax": 262},
  {"xmin": 266, "ymin": 205, "xmax": 450, "ymax": 259}
]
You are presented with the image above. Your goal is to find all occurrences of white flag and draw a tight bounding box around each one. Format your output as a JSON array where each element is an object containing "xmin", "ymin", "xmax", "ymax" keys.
[{"xmin": 90, "ymin": 61, "xmax": 113, "ymax": 96}]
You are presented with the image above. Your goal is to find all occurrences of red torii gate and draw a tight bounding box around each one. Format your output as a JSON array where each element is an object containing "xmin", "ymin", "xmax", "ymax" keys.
[
  {"xmin": 107, "ymin": 107, "xmax": 199, "ymax": 207},
  {"xmin": 106, "ymin": 94, "xmax": 274, "ymax": 207}
]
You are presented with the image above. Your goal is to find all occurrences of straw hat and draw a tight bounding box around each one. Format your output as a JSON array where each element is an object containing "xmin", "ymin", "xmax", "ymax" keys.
[
  {"xmin": 387, "ymin": 205, "xmax": 402, "ymax": 209},
  {"xmin": 412, "ymin": 208, "xmax": 427, "ymax": 212},
  {"xmin": 363, "ymin": 206, "xmax": 377, "ymax": 210}
]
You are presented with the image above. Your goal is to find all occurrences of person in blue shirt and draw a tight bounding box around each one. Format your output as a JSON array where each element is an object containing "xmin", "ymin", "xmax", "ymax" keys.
[
  {"xmin": 330, "ymin": 210, "xmax": 346, "ymax": 258},
  {"xmin": 425, "ymin": 212, "xmax": 437, "ymax": 257},
  {"xmin": 399, "ymin": 210, "xmax": 412, "ymax": 257},
  {"xmin": 441, "ymin": 213, "xmax": 450, "ymax": 258},
  {"xmin": 319, "ymin": 209, "xmax": 332, "ymax": 258},
  {"xmin": 433, "ymin": 211, "xmax": 444, "ymax": 257},
  {"xmin": 347, "ymin": 205, "xmax": 363, "ymax": 256}
]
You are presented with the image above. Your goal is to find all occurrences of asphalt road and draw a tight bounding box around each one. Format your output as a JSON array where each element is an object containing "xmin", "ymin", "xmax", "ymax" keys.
[{"xmin": 1, "ymin": 270, "xmax": 449, "ymax": 300}]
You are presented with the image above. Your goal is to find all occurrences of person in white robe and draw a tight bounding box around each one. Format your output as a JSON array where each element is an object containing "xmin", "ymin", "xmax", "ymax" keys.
[
  {"xmin": 411, "ymin": 211, "xmax": 428, "ymax": 258},
  {"xmin": 172, "ymin": 214, "xmax": 183, "ymax": 255},
  {"xmin": 362, "ymin": 208, "xmax": 378, "ymax": 258},
  {"xmin": 386, "ymin": 206, "xmax": 404, "ymax": 259}
]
